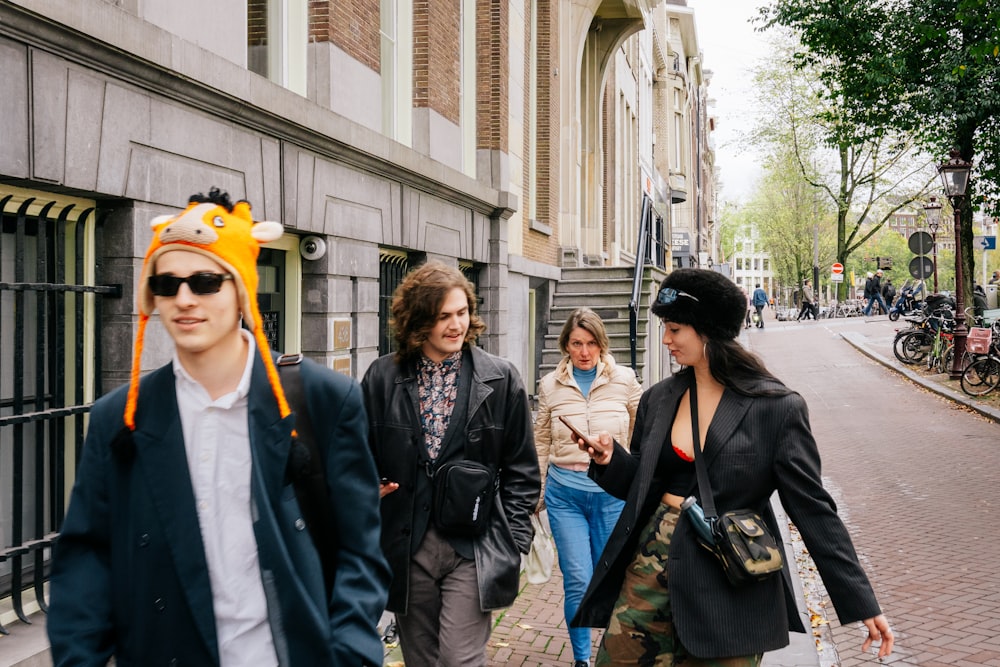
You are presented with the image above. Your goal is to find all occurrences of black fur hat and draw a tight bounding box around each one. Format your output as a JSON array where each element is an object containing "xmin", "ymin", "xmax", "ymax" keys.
[{"xmin": 650, "ymin": 269, "xmax": 746, "ymax": 340}]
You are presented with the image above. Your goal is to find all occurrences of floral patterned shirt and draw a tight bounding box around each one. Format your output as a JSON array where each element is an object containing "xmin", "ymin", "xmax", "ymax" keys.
[{"xmin": 417, "ymin": 351, "xmax": 463, "ymax": 460}]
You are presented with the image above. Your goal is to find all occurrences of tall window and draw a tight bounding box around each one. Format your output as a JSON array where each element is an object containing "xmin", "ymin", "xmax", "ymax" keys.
[
  {"xmin": 381, "ymin": 0, "xmax": 413, "ymax": 143},
  {"xmin": 526, "ymin": 0, "xmax": 538, "ymax": 220},
  {"xmin": 673, "ymin": 90, "xmax": 683, "ymax": 171},
  {"xmin": 248, "ymin": 0, "xmax": 307, "ymax": 96},
  {"xmin": 460, "ymin": 0, "xmax": 476, "ymax": 175}
]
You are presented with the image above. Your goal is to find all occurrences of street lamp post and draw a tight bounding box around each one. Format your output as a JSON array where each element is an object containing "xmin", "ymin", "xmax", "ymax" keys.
[
  {"xmin": 924, "ymin": 196, "xmax": 942, "ymax": 293},
  {"xmin": 938, "ymin": 148, "xmax": 973, "ymax": 380}
]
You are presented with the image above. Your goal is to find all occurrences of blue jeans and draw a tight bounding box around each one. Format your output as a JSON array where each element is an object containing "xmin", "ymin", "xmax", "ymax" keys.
[
  {"xmin": 864, "ymin": 292, "xmax": 889, "ymax": 316},
  {"xmin": 545, "ymin": 473, "xmax": 625, "ymax": 661}
]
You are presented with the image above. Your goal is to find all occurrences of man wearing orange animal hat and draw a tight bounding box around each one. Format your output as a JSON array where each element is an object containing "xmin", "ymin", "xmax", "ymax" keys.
[{"xmin": 47, "ymin": 188, "xmax": 390, "ymax": 666}]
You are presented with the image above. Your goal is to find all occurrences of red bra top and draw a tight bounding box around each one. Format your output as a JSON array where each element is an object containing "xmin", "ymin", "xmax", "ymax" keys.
[{"xmin": 656, "ymin": 437, "xmax": 696, "ymax": 495}]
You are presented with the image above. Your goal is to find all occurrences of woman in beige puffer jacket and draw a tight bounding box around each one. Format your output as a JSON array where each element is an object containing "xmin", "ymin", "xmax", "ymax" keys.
[{"xmin": 533, "ymin": 308, "xmax": 642, "ymax": 667}]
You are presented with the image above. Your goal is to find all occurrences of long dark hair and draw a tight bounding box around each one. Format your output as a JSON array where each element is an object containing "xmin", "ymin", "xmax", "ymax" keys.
[{"xmin": 701, "ymin": 338, "xmax": 791, "ymax": 397}]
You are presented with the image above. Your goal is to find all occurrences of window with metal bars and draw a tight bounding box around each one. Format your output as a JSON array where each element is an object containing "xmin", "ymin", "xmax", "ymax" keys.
[
  {"xmin": 378, "ymin": 250, "xmax": 411, "ymax": 356},
  {"xmin": 0, "ymin": 191, "xmax": 117, "ymax": 634}
]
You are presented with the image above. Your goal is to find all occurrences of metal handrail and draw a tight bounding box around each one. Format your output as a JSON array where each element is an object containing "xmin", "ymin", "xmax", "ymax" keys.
[{"xmin": 629, "ymin": 195, "xmax": 653, "ymax": 374}]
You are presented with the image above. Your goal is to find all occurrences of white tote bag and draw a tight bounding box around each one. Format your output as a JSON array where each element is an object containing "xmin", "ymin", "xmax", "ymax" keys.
[{"xmin": 525, "ymin": 511, "xmax": 555, "ymax": 584}]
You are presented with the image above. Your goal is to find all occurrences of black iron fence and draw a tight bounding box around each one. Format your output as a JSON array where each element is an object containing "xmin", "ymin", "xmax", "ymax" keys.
[{"xmin": 0, "ymin": 194, "xmax": 117, "ymax": 635}]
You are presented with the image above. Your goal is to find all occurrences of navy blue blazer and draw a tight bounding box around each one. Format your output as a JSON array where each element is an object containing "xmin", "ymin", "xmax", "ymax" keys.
[
  {"xmin": 573, "ymin": 370, "xmax": 883, "ymax": 658},
  {"xmin": 47, "ymin": 353, "xmax": 390, "ymax": 666}
]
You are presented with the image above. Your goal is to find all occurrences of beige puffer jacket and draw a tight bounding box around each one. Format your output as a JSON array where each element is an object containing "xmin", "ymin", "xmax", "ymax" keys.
[{"xmin": 534, "ymin": 354, "xmax": 643, "ymax": 501}]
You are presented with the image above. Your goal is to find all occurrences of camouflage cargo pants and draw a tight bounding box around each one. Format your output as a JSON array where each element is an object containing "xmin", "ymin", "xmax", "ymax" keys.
[{"xmin": 596, "ymin": 502, "xmax": 761, "ymax": 667}]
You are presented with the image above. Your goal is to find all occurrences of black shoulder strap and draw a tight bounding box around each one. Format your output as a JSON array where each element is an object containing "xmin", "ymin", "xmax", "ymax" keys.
[
  {"xmin": 689, "ymin": 374, "xmax": 718, "ymax": 521},
  {"xmin": 277, "ymin": 353, "xmax": 337, "ymax": 597}
]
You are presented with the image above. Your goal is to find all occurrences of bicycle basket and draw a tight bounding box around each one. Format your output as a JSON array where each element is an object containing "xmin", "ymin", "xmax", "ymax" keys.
[{"xmin": 967, "ymin": 327, "xmax": 992, "ymax": 354}]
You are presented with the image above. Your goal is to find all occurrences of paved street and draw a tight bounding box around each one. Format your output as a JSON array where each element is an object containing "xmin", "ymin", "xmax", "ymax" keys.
[{"xmin": 483, "ymin": 313, "xmax": 1000, "ymax": 667}]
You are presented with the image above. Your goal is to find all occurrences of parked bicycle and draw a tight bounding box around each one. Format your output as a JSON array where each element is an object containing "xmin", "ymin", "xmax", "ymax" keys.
[
  {"xmin": 892, "ymin": 298, "xmax": 958, "ymax": 365},
  {"xmin": 925, "ymin": 318, "xmax": 955, "ymax": 374},
  {"xmin": 960, "ymin": 322, "xmax": 1000, "ymax": 396},
  {"xmin": 892, "ymin": 312, "xmax": 942, "ymax": 365}
]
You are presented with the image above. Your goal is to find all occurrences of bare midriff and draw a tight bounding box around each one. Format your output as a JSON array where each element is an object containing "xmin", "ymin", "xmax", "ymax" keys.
[{"xmin": 661, "ymin": 491, "xmax": 684, "ymax": 510}]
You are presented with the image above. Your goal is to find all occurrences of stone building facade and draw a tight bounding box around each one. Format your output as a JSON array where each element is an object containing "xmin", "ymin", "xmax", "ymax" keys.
[{"xmin": 0, "ymin": 0, "xmax": 714, "ymax": 645}]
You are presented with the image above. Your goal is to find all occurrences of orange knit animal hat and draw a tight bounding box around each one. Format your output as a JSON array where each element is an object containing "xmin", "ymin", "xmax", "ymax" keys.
[{"xmin": 123, "ymin": 188, "xmax": 289, "ymax": 430}]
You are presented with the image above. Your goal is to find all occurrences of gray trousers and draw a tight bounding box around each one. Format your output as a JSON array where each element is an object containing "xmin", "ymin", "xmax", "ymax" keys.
[{"xmin": 396, "ymin": 525, "xmax": 491, "ymax": 667}]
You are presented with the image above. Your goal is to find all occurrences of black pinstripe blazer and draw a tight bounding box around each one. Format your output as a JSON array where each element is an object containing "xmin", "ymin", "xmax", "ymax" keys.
[{"xmin": 572, "ymin": 369, "xmax": 883, "ymax": 659}]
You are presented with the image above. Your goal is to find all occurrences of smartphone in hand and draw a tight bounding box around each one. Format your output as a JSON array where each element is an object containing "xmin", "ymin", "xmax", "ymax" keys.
[{"xmin": 558, "ymin": 415, "xmax": 595, "ymax": 447}]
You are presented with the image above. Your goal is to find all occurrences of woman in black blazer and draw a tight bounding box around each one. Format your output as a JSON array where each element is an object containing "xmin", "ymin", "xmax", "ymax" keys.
[{"xmin": 571, "ymin": 269, "xmax": 893, "ymax": 665}]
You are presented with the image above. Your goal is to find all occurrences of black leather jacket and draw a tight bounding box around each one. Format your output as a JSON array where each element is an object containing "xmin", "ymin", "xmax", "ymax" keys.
[{"xmin": 361, "ymin": 346, "xmax": 540, "ymax": 613}]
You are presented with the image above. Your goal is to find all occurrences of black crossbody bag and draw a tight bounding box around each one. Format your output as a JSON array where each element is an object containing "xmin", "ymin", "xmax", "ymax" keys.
[
  {"xmin": 417, "ymin": 359, "xmax": 498, "ymax": 538},
  {"xmin": 431, "ymin": 458, "xmax": 497, "ymax": 537},
  {"xmin": 686, "ymin": 377, "xmax": 784, "ymax": 587}
]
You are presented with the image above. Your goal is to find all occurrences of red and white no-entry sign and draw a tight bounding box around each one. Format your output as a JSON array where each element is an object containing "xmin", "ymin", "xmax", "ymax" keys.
[{"xmin": 830, "ymin": 262, "xmax": 845, "ymax": 283}]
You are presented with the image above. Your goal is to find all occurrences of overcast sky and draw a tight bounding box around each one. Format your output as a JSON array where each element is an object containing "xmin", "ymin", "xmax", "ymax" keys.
[{"xmin": 686, "ymin": 0, "xmax": 771, "ymax": 203}]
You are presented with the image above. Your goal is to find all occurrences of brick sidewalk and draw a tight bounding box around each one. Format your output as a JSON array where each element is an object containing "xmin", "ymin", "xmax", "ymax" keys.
[{"xmin": 487, "ymin": 565, "xmax": 602, "ymax": 666}]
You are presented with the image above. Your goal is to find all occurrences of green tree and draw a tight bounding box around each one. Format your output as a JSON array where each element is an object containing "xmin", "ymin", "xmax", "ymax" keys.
[
  {"xmin": 759, "ymin": 0, "xmax": 1000, "ymax": 307},
  {"xmin": 748, "ymin": 34, "xmax": 936, "ymax": 299},
  {"xmin": 753, "ymin": 149, "xmax": 836, "ymax": 299}
]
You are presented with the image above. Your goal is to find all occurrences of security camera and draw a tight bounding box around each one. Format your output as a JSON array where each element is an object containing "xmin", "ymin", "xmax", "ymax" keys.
[{"xmin": 299, "ymin": 235, "xmax": 327, "ymax": 261}]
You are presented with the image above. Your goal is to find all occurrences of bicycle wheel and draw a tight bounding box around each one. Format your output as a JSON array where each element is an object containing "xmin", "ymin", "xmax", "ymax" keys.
[
  {"xmin": 893, "ymin": 331, "xmax": 929, "ymax": 364},
  {"xmin": 892, "ymin": 331, "xmax": 915, "ymax": 363},
  {"xmin": 927, "ymin": 339, "xmax": 939, "ymax": 371},
  {"xmin": 961, "ymin": 357, "xmax": 1000, "ymax": 396},
  {"xmin": 937, "ymin": 343, "xmax": 953, "ymax": 374}
]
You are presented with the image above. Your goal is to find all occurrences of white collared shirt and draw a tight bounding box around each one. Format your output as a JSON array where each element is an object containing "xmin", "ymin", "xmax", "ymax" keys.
[{"xmin": 173, "ymin": 330, "xmax": 278, "ymax": 667}]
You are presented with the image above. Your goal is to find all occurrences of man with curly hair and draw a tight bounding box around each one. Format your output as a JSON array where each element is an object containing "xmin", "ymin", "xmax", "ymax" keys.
[{"xmin": 361, "ymin": 260, "xmax": 540, "ymax": 666}]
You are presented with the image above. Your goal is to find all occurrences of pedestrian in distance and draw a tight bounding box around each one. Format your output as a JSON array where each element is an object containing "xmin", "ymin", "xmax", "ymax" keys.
[
  {"xmin": 571, "ymin": 268, "xmax": 894, "ymax": 665},
  {"xmin": 990, "ymin": 270, "xmax": 1000, "ymax": 285},
  {"xmin": 47, "ymin": 188, "xmax": 391, "ymax": 666},
  {"xmin": 973, "ymin": 282, "xmax": 988, "ymax": 319},
  {"xmin": 881, "ymin": 277, "xmax": 896, "ymax": 312},
  {"xmin": 742, "ymin": 288, "xmax": 752, "ymax": 329},
  {"xmin": 796, "ymin": 279, "xmax": 815, "ymax": 321},
  {"xmin": 534, "ymin": 307, "xmax": 643, "ymax": 667},
  {"xmin": 361, "ymin": 260, "xmax": 541, "ymax": 667},
  {"xmin": 863, "ymin": 270, "xmax": 890, "ymax": 316},
  {"xmin": 751, "ymin": 283, "xmax": 768, "ymax": 328}
]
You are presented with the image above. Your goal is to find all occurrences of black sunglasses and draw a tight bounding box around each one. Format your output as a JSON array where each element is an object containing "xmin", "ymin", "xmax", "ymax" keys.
[
  {"xmin": 149, "ymin": 272, "xmax": 234, "ymax": 297},
  {"xmin": 656, "ymin": 287, "xmax": 700, "ymax": 305}
]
